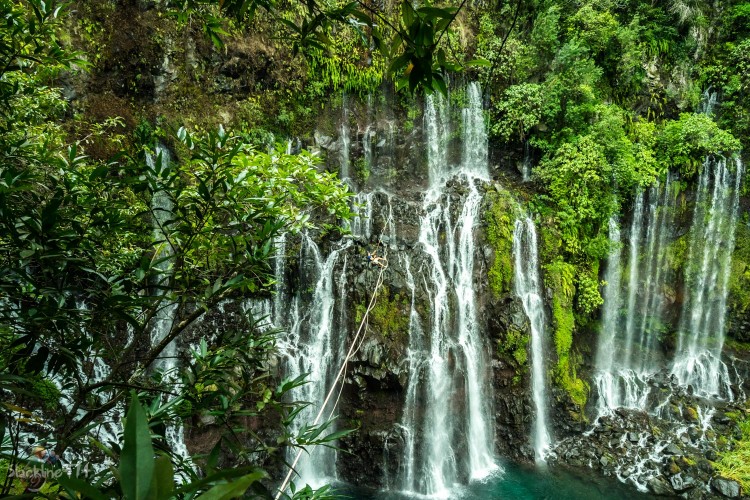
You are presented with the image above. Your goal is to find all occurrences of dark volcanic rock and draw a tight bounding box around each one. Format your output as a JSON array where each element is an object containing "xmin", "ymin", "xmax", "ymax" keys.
[
  {"xmin": 648, "ymin": 475, "xmax": 675, "ymax": 496},
  {"xmin": 712, "ymin": 477, "xmax": 743, "ymax": 498}
]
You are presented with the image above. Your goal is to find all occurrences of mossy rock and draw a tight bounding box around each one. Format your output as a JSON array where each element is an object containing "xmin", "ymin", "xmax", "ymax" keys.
[
  {"xmin": 683, "ymin": 406, "xmax": 699, "ymax": 423},
  {"xmin": 356, "ymin": 285, "xmax": 410, "ymax": 348},
  {"xmin": 484, "ymin": 186, "xmax": 517, "ymax": 297}
]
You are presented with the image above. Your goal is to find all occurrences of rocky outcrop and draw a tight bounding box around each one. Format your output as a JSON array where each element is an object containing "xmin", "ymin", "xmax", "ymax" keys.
[{"xmin": 551, "ymin": 370, "xmax": 750, "ymax": 499}]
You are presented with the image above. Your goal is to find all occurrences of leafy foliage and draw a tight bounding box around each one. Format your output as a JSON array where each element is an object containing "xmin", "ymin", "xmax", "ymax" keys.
[
  {"xmin": 713, "ymin": 413, "xmax": 750, "ymax": 492},
  {"xmin": 658, "ymin": 113, "xmax": 742, "ymax": 177},
  {"xmin": 0, "ymin": 1, "xmax": 354, "ymax": 496}
]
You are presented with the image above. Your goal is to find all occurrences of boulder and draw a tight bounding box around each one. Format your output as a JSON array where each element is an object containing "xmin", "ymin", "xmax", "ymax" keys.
[
  {"xmin": 712, "ymin": 477, "xmax": 742, "ymax": 498},
  {"xmin": 669, "ymin": 473, "xmax": 697, "ymax": 492},
  {"xmin": 648, "ymin": 476, "xmax": 675, "ymax": 496},
  {"xmin": 664, "ymin": 443, "xmax": 682, "ymax": 455}
]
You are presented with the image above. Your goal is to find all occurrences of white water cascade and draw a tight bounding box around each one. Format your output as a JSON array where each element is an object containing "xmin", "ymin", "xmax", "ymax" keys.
[
  {"xmin": 340, "ymin": 95, "xmax": 351, "ymax": 181},
  {"xmin": 279, "ymin": 234, "xmax": 350, "ymax": 487},
  {"xmin": 149, "ymin": 145, "xmax": 178, "ymax": 373},
  {"xmin": 147, "ymin": 144, "xmax": 190, "ymax": 460},
  {"xmin": 672, "ymin": 156, "xmax": 744, "ymax": 398},
  {"xmin": 512, "ymin": 217, "xmax": 551, "ymax": 462},
  {"xmin": 397, "ymin": 81, "xmax": 497, "ymax": 497},
  {"xmin": 594, "ymin": 176, "xmax": 676, "ymax": 415}
]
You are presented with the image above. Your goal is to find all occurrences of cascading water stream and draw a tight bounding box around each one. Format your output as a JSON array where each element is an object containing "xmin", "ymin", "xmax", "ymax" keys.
[
  {"xmin": 273, "ymin": 233, "xmax": 287, "ymax": 329},
  {"xmin": 621, "ymin": 191, "xmax": 644, "ymax": 370},
  {"xmin": 672, "ymin": 156, "xmax": 744, "ymax": 398},
  {"xmin": 594, "ymin": 176, "xmax": 676, "ymax": 415},
  {"xmin": 512, "ymin": 217, "xmax": 551, "ymax": 462},
  {"xmin": 398, "ymin": 253, "xmax": 426, "ymax": 493},
  {"xmin": 397, "ymin": 81, "xmax": 496, "ymax": 497},
  {"xmin": 594, "ymin": 217, "xmax": 626, "ymax": 415},
  {"xmin": 340, "ymin": 95, "xmax": 351, "ymax": 181},
  {"xmin": 147, "ymin": 145, "xmax": 189, "ymax": 460},
  {"xmin": 281, "ymin": 235, "xmax": 350, "ymax": 487}
]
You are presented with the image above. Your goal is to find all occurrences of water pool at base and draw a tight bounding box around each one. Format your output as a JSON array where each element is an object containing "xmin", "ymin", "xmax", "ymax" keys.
[{"xmin": 336, "ymin": 461, "xmax": 657, "ymax": 499}]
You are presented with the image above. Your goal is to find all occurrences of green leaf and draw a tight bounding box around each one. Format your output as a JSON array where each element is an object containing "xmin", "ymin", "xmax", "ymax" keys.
[
  {"xmin": 56, "ymin": 474, "xmax": 110, "ymax": 500},
  {"xmin": 120, "ymin": 392, "xmax": 155, "ymax": 500},
  {"xmin": 195, "ymin": 472, "xmax": 265, "ymax": 500},
  {"xmin": 401, "ymin": 1, "xmax": 417, "ymax": 28},
  {"xmin": 465, "ymin": 58, "xmax": 492, "ymax": 68},
  {"xmin": 146, "ymin": 454, "xmax": 174, "ymax": 500},
  {"xmin": 417, "ymin": 7, "xmax": 456, "ymax": 20}
]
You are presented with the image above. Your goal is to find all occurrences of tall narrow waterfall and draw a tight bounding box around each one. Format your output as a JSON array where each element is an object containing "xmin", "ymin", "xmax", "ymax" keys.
[
  {"xmin": 424, "ymin": 90, "xmax": 450, "ymax": 188},
  {"xmin": 594, "ymin": 217, "xmax": 624, "ymax": 415},
  {"xmin": 594, "ymin": 177, "xmax": 677, "ymax": 414},
  {"xmin": 149, "ymin": 145, "xmax": 177, "ymax": 370},
  {"xmin": 399, "ymin": 253, "xmax": 426, "ymax": 493},
  {"xmin": 147, "ymin": 145, "xmax": 189, "ymax": 459},
  {"xmin": 513, "ymin": 217, "xmax": 551, "ymax": 462},
  {"xmin": 281, "ymin": 235, "xmax": 350, "ymax": 486},
  {"xmin": 398, "ymin": 82, "xmax": 496, "ymax": 497},
  {"xmin": 340, "ymin": 95, "xmax": 350, "ymax": 181},
  {"xmin": 672, "ymin": 157, "xmax": 744, "ymax": 398}
]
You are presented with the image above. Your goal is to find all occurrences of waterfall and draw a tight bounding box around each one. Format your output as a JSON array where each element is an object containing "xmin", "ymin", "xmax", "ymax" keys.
[
  {"xmin": 398, "ymin": 254, "xmax": 426, "ymax": 493},
  {"xmin": 149, "ymin": 146, "xmax": 178, "ymax": 373},
  {"xmin": 672, "ymin": 157, "xmax": 744, "ymax": 398},
  {"xmin": 636, "ymin": 176, "xmax": 675, "ymax": 373},
  {"xmin": 621, "ymin": 191, "xmax": 644, "ymax": 370},
  {"xmin": 462, "ymin": 82, "xmax": 488, "ymax": 180},
  {"xmin": 594, "ymin": 176, "xmax": 676, "ymax": 414},
  {"xmin": 397, "ymin": 82, "xmax": 496, "ymax": 497},
  {"xmin": 340, "ymin": 95, "xmax": 350, "ymax": 180},
  {"xmin": 594, "ymin": 217, "xmax": 622, "ymax": 414},
  {"xmin": 282, "ymin": 235, "xmax": 350, "ymax": 486},
  {"xmin": 513, "ymin": 217, "xmax": 551, "ymax": 462},
  {"xmin": 350, "ymin": 192, "xmax": 374, "ymax": 242},
  {"xmin": 363, "ymin": 124, "xmax": 375, "ymax": 176},
  {"xmin": 273, "ymin": 233, "xmax": 287, "ymax": 329},
  {"xmin": 147, "ymin": 144, "xmax": 189, "ymax": 460},
  {"xmin": 424, "ymin": 90, "xmax": 450, "ymax": 189},
  {"xmin": 454, "ymin": 182, "xmax": 494, "ymax": 478}
]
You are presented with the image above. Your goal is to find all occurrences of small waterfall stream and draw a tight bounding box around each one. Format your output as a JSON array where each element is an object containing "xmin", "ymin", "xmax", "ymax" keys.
[
  {"xmin": 147, "ymin": 144, "xmax": 189, "ymax": 460},
  {"xmin": 594, "ymin": 217, "xmax": 624, "ymax": 415},
  {"xmin": 340, "ymin": 95, "xmax": 351, "ymax": 181},
  {"xmin": 281, "ymin": 235, "xmax": 350, "ymax": 486},
  {"xmin": 513, "ymin": 217, "xmax": 551, "ymax": 462}
]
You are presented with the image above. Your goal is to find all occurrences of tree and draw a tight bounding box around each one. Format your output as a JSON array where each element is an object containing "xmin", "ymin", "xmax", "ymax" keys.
[
  {"xmin": 0, "ymin": 1, "xmax": 354, "ymax": 497},
  {"xmin": 170, "ymin": 0, "xmax": 483, "ymax": 94}
]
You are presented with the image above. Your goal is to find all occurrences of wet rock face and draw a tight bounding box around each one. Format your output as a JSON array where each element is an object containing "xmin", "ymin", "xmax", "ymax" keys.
[
  {"xmin": 328, "ymin": 185, "xmax": 535, "ymax": 486},
  {"xmin": 302, "ymin": 110, "xmax": 535, "ymax": 485}
]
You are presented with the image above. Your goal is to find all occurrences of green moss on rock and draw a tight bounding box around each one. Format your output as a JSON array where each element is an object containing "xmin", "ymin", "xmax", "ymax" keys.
[
  {"xmin": 485, "ymin": 186, "xmax": 516, "ymax": 297},
  {"xmin": 498, "ymin": 326, "xmax": 530, "ymax": 368},
  {"xmin": 730, "ymin": 221, "xmax": 750, "ymax": 313},
  {"xmin": 714, "ymin": 414, "xmax": 750, "ymax": 492},
  {"xmin": 545, "ymin": 259, "xmax": 589, "ymax": 409},
  {"xmin": 356, "ymin": 285, "xmax": 410, "ymax": 343}
]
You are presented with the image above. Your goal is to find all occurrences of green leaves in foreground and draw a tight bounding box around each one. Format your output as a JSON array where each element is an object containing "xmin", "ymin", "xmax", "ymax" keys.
[
  {"xmin": 120, "ymin": 392, "xmax": 156, "ymax": 500},
  {"xmin": 55, "ymin": 392, "xmax": 266, "ymax": 499}
]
